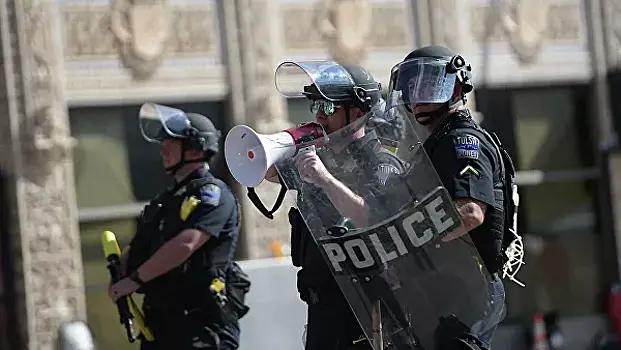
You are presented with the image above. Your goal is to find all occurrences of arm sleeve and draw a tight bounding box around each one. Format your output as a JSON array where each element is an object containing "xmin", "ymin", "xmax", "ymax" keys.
[
  {"xmin": 185, "ymin": 186, "xmax": 235, "ymax": 238},
  {"xmin": 429, "ymin": 132, "xmax": 496, "ymax": 207}
]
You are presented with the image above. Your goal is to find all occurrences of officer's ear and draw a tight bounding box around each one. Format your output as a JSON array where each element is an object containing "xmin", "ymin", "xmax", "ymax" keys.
[{"xmin": 353, "ymin": 108, "xmax": 366, "ymax": 120}]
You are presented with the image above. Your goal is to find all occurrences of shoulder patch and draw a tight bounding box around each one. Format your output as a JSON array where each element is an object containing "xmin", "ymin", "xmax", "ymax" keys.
[
  {"xmin": 200, "ymin": 184, "xmax": 221, "ymax": 206},
  {"xmin": 453, "ymin": 134, "xmax": 479, "ymax": 160}
]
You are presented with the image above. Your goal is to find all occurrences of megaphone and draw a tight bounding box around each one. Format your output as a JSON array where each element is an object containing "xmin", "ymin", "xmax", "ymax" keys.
[{"xmin": 224, "ymin": 122, "xmax": 326, "ymax": 187}]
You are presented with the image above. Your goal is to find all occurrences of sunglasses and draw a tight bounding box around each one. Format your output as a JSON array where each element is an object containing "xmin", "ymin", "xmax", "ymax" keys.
[{"xmin": 309, "ymin": 100, "xmax": 341, "ymax": 116}]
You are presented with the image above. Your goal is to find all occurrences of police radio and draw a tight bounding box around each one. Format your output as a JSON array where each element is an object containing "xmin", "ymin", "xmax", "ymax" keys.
[{"xmin": 224, "ymin": 122, "xmax": 326, "ymax": 187}]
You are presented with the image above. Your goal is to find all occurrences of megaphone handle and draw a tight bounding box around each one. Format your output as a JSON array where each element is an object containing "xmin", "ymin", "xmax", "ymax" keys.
[{"xmin": 297, "ymin": 145, "xmax": 316, "ymax": 155}]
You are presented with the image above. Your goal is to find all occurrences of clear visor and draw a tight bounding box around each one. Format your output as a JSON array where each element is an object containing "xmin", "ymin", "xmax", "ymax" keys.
[
  {"xmin": 274, "ymin": 60, "xmax": 355, "ymax": 101},
  {"xmin": 322, "ymin": 111, "xmax": 370, "ymax": 147},
  {"xmin": 386, "ymin": 57, "xmax": 456, "ymax": 110},
  {"xmin": 139, "ymin": 103, "xmax": 191, "ymax": 143}
]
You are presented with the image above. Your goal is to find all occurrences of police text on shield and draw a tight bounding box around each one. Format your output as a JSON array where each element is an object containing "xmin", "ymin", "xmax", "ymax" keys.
[{"xmin": 320, "ymin": 187, "xmax": 460, "ymax": 275}]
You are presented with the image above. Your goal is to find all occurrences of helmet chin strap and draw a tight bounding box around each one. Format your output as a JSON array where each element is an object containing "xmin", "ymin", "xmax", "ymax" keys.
[
  {"xmin": 164, "ymin": 142, "xmax": 205, "ymax": 176},
  {"xmin": 415, "ymin": 98, "xmax": 465, "ymax": 126}
]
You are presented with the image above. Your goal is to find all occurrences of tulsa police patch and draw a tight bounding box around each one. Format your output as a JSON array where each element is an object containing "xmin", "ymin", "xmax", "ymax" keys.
[
  {"xmin": 200, "ymin": 184, "xmax": 221, "ymax": 206},
  {"xmin": 454, "ymin": 134, "xmax": 479, "ymax": 160}
]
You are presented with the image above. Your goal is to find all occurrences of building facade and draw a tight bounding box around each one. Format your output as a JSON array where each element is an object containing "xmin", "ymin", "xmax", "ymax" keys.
[{"xmin": 2, "ymin": 0, "xmax": 621, "ymax": 348}]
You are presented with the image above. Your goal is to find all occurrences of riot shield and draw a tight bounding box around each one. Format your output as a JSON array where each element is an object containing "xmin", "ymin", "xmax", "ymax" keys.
[{"xmin": 274, "ymin": 62, "xmax": 493, "ymax": 350}]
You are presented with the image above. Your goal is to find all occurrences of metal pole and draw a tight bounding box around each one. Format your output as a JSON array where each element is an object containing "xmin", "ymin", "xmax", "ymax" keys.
[
  {"xmin": 584, "ymin": 0, "xmax": 621, "ymax": 282},
  {"xmin": 372, "ymin": 300, "xmax": 384, "ymax": 350},
  {"xmin": 585, "ymin": 0, "xmax": 616, "ymax": 150}
]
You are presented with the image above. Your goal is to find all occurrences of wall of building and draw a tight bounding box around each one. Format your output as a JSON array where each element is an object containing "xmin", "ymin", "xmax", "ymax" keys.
[{"xmin": 2, "ymin": 0, "xmax": 621, "ymax": 348}]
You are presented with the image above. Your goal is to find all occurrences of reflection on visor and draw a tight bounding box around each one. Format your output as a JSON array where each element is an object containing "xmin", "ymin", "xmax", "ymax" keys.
[
  {"xmin": 395, "ymin": 59, "xmax": 456, "ymax": 105},
  {"xmin": 163, "ymin": 113, "xmax": 192, "ymax": 135},
  {"xmin": 139, "ymin": 103, "xmax": 192, "ymax": 143},
  {"xmin": 274, "ymin": 61, "xmax": 355, "ymax": 101},
  {"xmin": 310, "ymin": 100, "xmax": 338, "ymax": 115},
  {"xmin": 312, "ymin": 63, "xmax": 353, "ymax": 86}
]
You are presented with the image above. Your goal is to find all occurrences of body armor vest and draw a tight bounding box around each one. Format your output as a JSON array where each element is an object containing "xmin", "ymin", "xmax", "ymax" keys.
[{"xmin": 127, "ymin": 174, "xmax": 250, "ymax": 327}]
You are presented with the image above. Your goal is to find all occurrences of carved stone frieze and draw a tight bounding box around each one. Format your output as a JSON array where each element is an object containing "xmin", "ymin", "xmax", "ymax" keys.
[
  {"xmin": 315, "ymin": 0, "xmax": 372, "ymax": 65},
  {"xmin": 282, "ymin": 3, "xmax": 411, "ymax": 53},
  {"xmin": 110, "ymin": 0, "xmax": 171, "ymax": 80},
  {"xmin": 282, "ymin": 5, "xmax": 324, "ymax": 51},
  {"xmin": 0, "ymin": 0, "xmax": 85, "ymax": 349},
  {"xmin": 370, "ymin": 5, "xmax": 413, "ymax": 49},
  {"xmin": 603, "ymin": 0, "xmax": 621, "ymax": 67},
  {"xmin": 497, "ymin": 0, "xmax": 551, "ymax": 64},
  {"xmin": 545, "ymin": 3, "xmax": 582, "ymax": 41},
  {"xmin": 469, "ymin": 2, "xmax": 581, "ymax": 64},
  {"xmin": 429, "ymin": 0, "xmax": 460, "ymax": 51},
  {"xmin": 63, "ymin": 5, "xmax": 218, "ymax": 59}
]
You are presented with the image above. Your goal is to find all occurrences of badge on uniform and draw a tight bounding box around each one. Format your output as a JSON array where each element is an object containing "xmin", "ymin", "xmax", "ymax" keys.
[
  {"xmin": 377, "ymin": 164, "xmax": 400, "ymax": 185},
  {"xmin": 454, "ymin": 134, "xmax": 479, "ymax": 160},
  {"xmin": 201, "ymin": 184, "xmax": 221, "ymax": 206}
]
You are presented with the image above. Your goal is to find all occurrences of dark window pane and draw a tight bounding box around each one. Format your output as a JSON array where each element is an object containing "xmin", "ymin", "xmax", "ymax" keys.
[
  {"xmin": 71, "ymin": 107, "xmax": 140, "ymax": 208},
  {"xmin": 504, "ymin": 234, "xmax": 602, "ymax": 321},
  {"xmin": 505, "ymin": 180, "xmax": 601, "ymax": 321},
  {"xmin": 70, "ymin": 101, "xmax": 227, "ymax": 208},
  {"xmin": 80, "ymin": 219, "xmax": 140, "ymax": 350},
  {"xmin": 519, "ymin": 180, "xmax": 596, "ymax": 235},
  {"xmin": 512, "ymin": 88, "xmax": 594, "ymax": 171}
]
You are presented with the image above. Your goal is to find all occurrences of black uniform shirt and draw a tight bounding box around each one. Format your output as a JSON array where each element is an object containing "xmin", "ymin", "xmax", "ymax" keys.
[
  {"xmin": 129, "ymin": 166, "xmax": 240, "ymax": 293},
  {"xmin": 177, "ymin": 166, "xmax": 240, "ymax": 242},
  {"xmin": 423, "ymin": 114, "xmax": 498, "ymax": 209},
  {"xmin": 423, "ymin": 111, "xmax": 504, "ymax": 272}
]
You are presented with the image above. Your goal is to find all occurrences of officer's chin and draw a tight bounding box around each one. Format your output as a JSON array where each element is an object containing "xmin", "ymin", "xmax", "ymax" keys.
[{"xmin": 163, "ymin": 161, "xmax": 177, "ymax": 173}]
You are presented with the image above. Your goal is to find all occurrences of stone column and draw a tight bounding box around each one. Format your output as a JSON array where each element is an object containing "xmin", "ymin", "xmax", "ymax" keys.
[
  {"xmin": 598, "ymin": 0, "xmax": 621, "ymax": 282},
  {"xmin": 222, "ymin": 0, "xmax": 294, "ymax": 259},
  {"xmin": 0, "ymin": 0, "xmax": 86, "ymax": 348},
  {"xmin": 316, "ymin": 0, "xmax": 372, "ymax": 66},
  {"xmin": 424, "ymin": 0, "xmax": 483, "ymax": 122}
]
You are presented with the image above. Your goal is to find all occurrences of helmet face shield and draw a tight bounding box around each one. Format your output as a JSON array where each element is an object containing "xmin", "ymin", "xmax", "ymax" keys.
[
  {"xmin": 139, "ymin": 103, "xmax": 192, "ymax": 143},
  {"xmin": 274, "ymin": 60, "xmax": 357, "ymax": 101},
  {"xmin": 387, "ymin": 57, "xmax": 457, "ymax": 108}
]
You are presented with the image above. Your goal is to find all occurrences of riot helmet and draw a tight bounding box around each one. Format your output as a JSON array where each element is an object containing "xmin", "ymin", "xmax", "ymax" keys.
[
  {"xmin": 139, "ymin": 103, "xmax": 222, "ymax": 173},
  {"xmin": 386, "ymin": 45, "xmax": 473, "ymax": 126},
  {"xmin": 275, "ymin": 61, "xmax": 383, "ymax": 137}
]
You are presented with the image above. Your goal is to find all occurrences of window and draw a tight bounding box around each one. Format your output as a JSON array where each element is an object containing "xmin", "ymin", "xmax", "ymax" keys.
[
  {"xmin": 477, "ymin": 85, "xmax": 602, "ymax": 322},
  {"xmin": 71, "ymin": 102, "xmax": 229, "ymax": 208},
  {"xmin": 71, "ymin": 101, "xmax": 227, "ymax": 349},
  {"xmin": 504, "ymin": 180, "xmax": 600, "ymax": 322},
  {"xmin": 80, "ymin": 219, "xmax": 138, "ymax": 350},
  {"xmin": 512, "ymin": 88, "xmax": 594, "ymax": 171}
]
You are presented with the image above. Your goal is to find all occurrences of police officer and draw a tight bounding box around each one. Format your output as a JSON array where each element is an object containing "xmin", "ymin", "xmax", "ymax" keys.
[
  {"xmin": 387, "ymin": 45, "xmax": 517, "ymax": 349},
  {"xmin": 264, "ymin": 63, "xmax": 406, "ymax": 350},
  {"xmin": 108, "ymin": 104, "xmax": 250, "ymax": 350}
]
